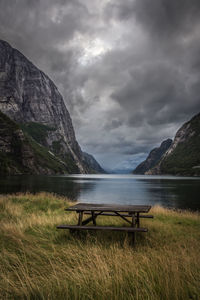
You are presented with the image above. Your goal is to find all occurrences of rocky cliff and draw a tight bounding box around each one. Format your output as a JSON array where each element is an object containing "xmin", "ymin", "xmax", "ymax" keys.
[
  {"xmin": 133, "ymin": 139, "xmax": 172, "ymax": 174},
  {"xmin": 0, "ymin": 39, "xmax": 104, "ymax": 174},
  {"xmin": 144, "ymin": 113, "xmax": 200, "ymax": 176}
]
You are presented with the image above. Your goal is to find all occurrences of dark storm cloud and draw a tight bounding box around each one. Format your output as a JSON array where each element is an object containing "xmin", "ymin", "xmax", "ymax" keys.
[
  {"xmin": 107, "ymin": 0, "xmax": 200, "ymax": 38},
  {"xmin": 0, "ymin": 0, "xmax": 89, "ymax": 86},
  {"xmin": 1, "ymin": 0, "xmax": 200, "ymax": 170},
  {"xmin": 106, "ymin": 0, "xmax": 200, "ymax": 132},
  {"xmin": 111, "ymin": 61, "xmax": 200, "ymax": 127}
]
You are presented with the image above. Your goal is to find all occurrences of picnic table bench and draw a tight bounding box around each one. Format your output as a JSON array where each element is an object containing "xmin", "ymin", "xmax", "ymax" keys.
[{"xmin": 57, "ymin": 203, "xmax": 153, "ymax": 244}]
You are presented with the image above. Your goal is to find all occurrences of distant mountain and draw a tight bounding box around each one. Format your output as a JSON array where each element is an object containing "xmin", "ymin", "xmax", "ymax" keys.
[
  {"xmin": 110, "ymin": 169, "xmax": 133, "ymax": 174},
  {"xmin": 0, "ymin": 111, "xmax": 68, "ymax": 175},
  {"xmin": 133, "ymin": 139, "xmax": 172, "ymax": 174},
  {"xmin": 147, "ymin": 113, "xmax": 200, "ymax": 176},
  {"xmin": 0, "ymin": 39, "xmax": 104, "ymax": 174}
]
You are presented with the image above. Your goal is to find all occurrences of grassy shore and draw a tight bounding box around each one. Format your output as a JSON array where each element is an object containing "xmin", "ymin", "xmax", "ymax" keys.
[{"xmin": 0, "ymin": 193, "xmax": 200, "ymax": 300}]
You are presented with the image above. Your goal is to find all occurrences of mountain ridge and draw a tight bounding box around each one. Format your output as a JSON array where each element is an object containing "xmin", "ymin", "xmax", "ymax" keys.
[
  {"xmin": 133, "ymin": 112, "xmax": 200, "ymax": 176},
  {"xmin": 133, "ymin": 139, "xmax": 172, "ymax": 174},
  {"xmin": 147, "ymin": 112, "xmax": 200, "ymax": 176}
]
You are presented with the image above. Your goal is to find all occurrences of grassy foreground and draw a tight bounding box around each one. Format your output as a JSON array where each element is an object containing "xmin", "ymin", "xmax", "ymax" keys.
[{"xmin": 0, "ymin": 193, "xmax": 200, "ymax": 300}]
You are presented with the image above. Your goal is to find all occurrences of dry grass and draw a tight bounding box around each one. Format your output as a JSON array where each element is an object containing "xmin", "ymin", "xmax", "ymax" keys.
[{"xmin": 0, "ymin": 193, "xmax": 200, "ymax": 300}]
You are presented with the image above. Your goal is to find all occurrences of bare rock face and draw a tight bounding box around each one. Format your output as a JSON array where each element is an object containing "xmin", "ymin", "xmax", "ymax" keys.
[
  {"xmin": 133, "ymin": 139, "xmax": 172, "ymax": 175},
  {"xmin": 0, "ymin": 40, "xmax": 104, "ymax": 174}
]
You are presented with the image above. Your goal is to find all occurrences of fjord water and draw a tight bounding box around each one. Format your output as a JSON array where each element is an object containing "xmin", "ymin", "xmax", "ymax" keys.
[{"xmin": 0, "ymin": 174, "xmax": 200, "ymax": 211}]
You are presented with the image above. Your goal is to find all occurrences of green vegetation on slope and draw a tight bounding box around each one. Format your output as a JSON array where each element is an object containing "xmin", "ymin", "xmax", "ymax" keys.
[
  {"xmin": 21, "ymin": 122, "xmax": 80, "ymax": 173},
  {"xmin": 62, "ymin": 152, "xmax": 80, "ymax": 173},
  {"xmin": 0, "ymin": 110, "xmax": 19, "ymax": 132},
  {"xmin": 25, "ymin": 133, "xmax": 67, "ymax": 174},
  {"xmin": 27, "ymin": 136, "xmax": 79, "ymax": 174},
  {"xmin": 0, "ymin": 193, "xmax": 200, "ymax": 300},
  {"xmin": 52, "ymin": 139, "xmax": 63, "ymax": 155},
  {"xmin": 21, "ymin": 122, "xmax": 56, "ymax": 146},
  {"xmin": 0, "ymin": 111, "xmax": 25, "ymax": 174},
  {"xmin": 0, "ymin": 151, "xmax": 22, "ymax": 175},
  {"xmin": 161, "ymin": 135, "xmax": 200, "ymax": 175},
  {"xmin": 0, "ymin": 111, "xmax": 67, "ymax": 174},
  {"xmin": 161, "ymin": 115, "xmax": 200, "ymax": 176}
]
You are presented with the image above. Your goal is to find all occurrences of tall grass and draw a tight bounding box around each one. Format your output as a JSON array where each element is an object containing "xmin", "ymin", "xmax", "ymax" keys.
[{"xmin": 0, "ymin": 193, "xmax": 199, "ymax": 300}]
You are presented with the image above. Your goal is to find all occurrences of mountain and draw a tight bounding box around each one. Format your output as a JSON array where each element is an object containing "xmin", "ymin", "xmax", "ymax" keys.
[
  {"xmin": 0, "ymin": 39, "xmax": 104, "ymax": 174},
  {"xmin": 82, "ymin": 152, "xmax": 106, "ymax": 174},
  {"xmin": 0, "ymin": 111, "xmax": 67, "ymax": 175},
  {"xmin": 147, "ymin": 113, "xmax": 200, "ymax": 176},
  {"xmin": 133, "ymin": 139, "xmax": 172, "ymax": 174},
  {"xmin": 110, "ymin": 169, "xmax": 133, "ymax": 174}
]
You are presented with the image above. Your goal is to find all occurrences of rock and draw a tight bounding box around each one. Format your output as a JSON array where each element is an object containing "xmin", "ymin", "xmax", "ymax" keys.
[{"xmin": 133, "ymin": 139, "xmax": 172, "ymax": 174}]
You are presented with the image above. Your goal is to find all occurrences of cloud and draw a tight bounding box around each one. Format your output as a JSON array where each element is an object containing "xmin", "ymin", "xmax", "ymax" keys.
[
  {"xmin": 0, "ymin": 0, "xmax": 200, "ymax": 170},
  {"xmin": 106, "ymin": 0, "xmax": 200, "ymax": 39}
]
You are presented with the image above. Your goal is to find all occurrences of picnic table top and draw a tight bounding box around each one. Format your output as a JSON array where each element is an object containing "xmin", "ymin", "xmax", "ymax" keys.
[{"xmin": 66, "ymin": 203, "xmax": 151, "ymax": 213}]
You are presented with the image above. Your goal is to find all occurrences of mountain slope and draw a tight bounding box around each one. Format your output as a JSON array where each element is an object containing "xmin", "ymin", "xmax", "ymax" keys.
[
  {"xmin": 0, "ymin": 111, "xmax": 68, "ymax": 175},
  {"xmin": 146, "ymin": 113, "xmax": 200, "ymax": 176},
  {"xmin": 82, "ymin": 152, "xmax": 106, "ymax": 174},
  {"xmin": 133, "ymin": 139, "xmax": 172, "ymax": 174},
  {"xmin": 0, "ymin": 39, "xmax": 104, "ymax": 174}
]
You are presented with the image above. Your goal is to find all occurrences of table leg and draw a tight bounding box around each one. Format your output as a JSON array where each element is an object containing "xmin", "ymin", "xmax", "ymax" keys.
[
  {"xmin": 130, "ymin": 213, "xmax": 136, "ymax": 245},
  {"xmin": 91, "ymin": 211, "xmax": 96, "ymax": 226},
  {"xmin": 136, "ymin": 212, "xmax": 140, "ymax": 228},
  {"xmin": 78, "ymin": 211, "xmax": 83, "ymax": 226},
  {"xmin": 132, "ymin": 213, "xmax": 135, "ymax": 244}
]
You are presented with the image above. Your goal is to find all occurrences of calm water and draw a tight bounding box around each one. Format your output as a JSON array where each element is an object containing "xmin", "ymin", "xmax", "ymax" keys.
[{"xmin": 0, "ymin": 174, "xmax": 200, "ymax": 211}]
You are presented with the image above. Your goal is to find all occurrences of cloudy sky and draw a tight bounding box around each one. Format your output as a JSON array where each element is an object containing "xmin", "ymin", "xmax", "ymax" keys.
[{"xmin": 1, "ymin": 0, "xmax": 200, "ymax": 171}]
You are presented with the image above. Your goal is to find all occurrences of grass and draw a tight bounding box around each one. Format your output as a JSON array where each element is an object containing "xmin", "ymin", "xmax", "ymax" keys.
[{"xmin": 0, "ymin": 193, "xmax": 200, "ymax": 300}]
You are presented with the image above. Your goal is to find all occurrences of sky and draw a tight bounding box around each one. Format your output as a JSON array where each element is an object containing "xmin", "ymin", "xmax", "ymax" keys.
[{"xmin": 0, "ymin": 0, "xmax": 200, "ymax": 171}]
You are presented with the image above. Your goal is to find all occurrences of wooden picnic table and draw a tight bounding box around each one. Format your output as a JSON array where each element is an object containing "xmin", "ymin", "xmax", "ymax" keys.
[{"xmin": 57, "ymin": 203, "xmax": 153, "ymax": 244}]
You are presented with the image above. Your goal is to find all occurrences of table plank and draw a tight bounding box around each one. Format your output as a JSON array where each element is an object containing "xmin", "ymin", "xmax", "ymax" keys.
[
  {"xmin": 84, "ymin": 212, "xmax": 154, "ymax": 218},
  {"xmin": 66, "ymin": 203, "xmax": 151, "ymax": 213},
  {"xmin": 57, "ymin": 225, "xmax": 148, "ymax": 232}
]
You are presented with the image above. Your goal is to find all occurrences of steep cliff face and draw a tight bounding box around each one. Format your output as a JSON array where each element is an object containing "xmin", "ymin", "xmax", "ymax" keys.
[
  {"xmin": 146, "ymin": 113, "xmax": 200, "ymax": 176},
  {"xmin": 0, "ymin": 40, "xmax": 104, "ymax": 174},
  {"xmin": 0, "ymin": 111, "xmax": 68, "ymax": 175},
  {"xmin": 133, "ymin": 139, "xmax": 172, "ymax": 174}
]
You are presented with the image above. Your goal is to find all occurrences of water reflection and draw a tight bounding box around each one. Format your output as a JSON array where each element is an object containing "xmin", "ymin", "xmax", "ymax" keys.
[
  {"xmin": 0, "ymin": 175, "xmax": 84, "ymax": 200},
  {"xmin": 138, "ymin": 178, "xmax": 200, "ymax": 210},
  {"xmin": 0, "ymin": 174, "xmax": 199, "ymax": 211}
]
